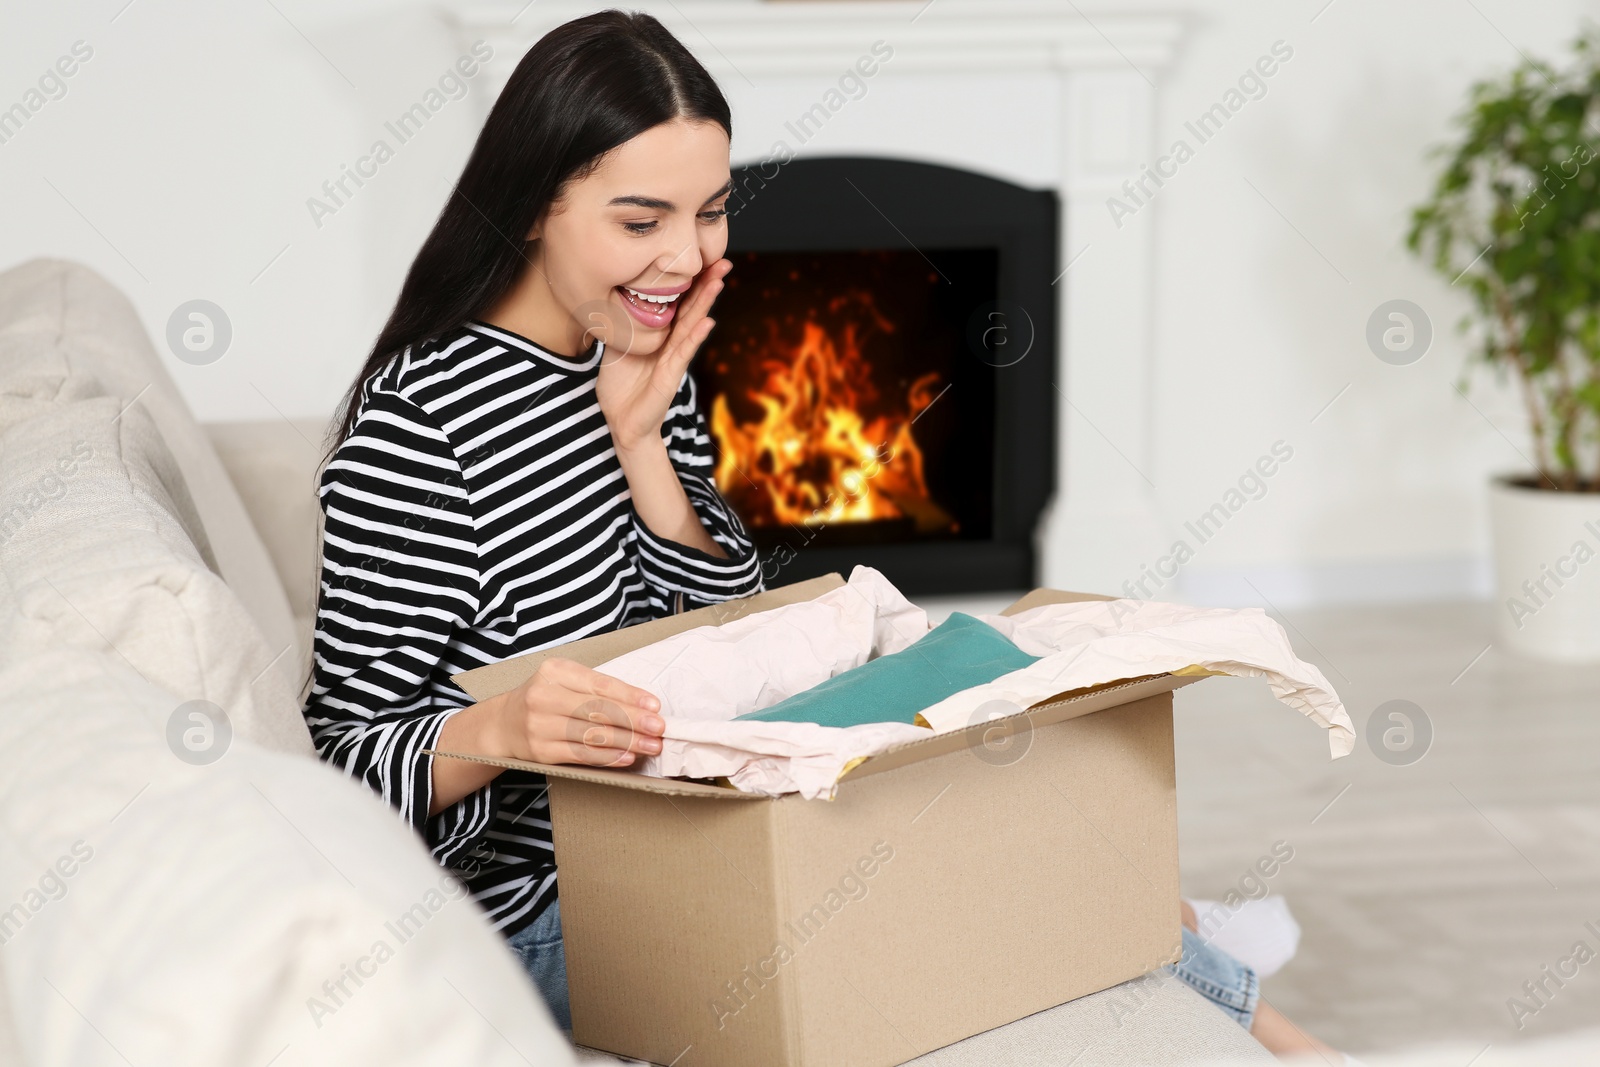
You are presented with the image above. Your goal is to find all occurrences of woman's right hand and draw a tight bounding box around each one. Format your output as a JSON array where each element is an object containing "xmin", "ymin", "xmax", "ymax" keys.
[{"xmin": 494, "ymin": 655, "xmax": 665, "ymax": 767}]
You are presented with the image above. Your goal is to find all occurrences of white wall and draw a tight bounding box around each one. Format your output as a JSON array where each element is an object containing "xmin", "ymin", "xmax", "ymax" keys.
[
  {"xmin": 1142, "ymin": 0, "xmax": 1593, "ymax": 606},
  {"xmin": 0, "ymin": 0, "xmax": 1587, "ymax": 605},
  {"xmin": 0, "ymin": 0, "xmax": 492, "ymax": 426}
]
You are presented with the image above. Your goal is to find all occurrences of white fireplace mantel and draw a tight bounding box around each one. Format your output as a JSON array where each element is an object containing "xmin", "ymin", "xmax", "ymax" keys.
[{"xmin": 448, "ymin": 0, "xmax": 1191, "ymax": 596}]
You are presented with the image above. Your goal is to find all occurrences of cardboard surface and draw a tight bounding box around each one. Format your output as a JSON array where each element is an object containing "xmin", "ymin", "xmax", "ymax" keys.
[
  {"xmin": 550, "ymin": 692, "xmax": 1180, "ymax": 1067},
  {"xmin": 436, "ymin": 575, "xmax": 1196, "ymax": 1066}
]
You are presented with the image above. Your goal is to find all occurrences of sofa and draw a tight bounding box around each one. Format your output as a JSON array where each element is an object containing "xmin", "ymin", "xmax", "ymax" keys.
[{"xmin": 0, "ymin": 257, "xmax": 1280, "ymax": 1066}]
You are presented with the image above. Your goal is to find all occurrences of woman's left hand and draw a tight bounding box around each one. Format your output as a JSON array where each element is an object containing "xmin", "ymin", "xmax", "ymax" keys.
[{"xmin": 596, "ymin": 257, "xmax": 732, "ymax": 453}]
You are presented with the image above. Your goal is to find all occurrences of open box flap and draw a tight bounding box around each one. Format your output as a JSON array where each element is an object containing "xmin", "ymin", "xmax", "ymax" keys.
[
  {"xmin": 451, "ymin": 572, "xmax": 846, "ymax": 702},
  {"xmin": 833, "ymin": 672, "xmax": 1202, "ymax": 786},
  {"xmin": 436, "ymin": 578, "xmax": 1209, "ymax": 800},
  {"xmin": 419, "ymin": 749, "xmax": 765, "ymax": 799},
  {"xmin": 995, "ymin": 586, "xmax": 1116, "ymax": 614},
  {"xmin": 426, "ymin": 672, "xmax": 1203, "ymax": 801}
]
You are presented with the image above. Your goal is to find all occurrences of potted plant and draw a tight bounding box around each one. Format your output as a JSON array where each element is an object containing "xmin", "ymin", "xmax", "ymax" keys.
[{"xmin": 1408, "ymin": 27, "xmax": 1600, "ymax": 662}]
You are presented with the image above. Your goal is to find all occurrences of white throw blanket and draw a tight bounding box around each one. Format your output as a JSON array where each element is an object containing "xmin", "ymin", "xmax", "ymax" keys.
[{"xmin": 593, "ymin": 566, "xmax": 1355, "ymax": 799}]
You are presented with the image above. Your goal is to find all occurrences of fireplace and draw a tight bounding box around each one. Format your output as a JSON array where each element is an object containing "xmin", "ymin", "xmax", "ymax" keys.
[
  {"xmin": 692, "ymin": 156, "xmax": 1058, "ymax": 597},
  {"xmin": 457, "ymin": 1, "xmax": 1188, "ymax": 597}
]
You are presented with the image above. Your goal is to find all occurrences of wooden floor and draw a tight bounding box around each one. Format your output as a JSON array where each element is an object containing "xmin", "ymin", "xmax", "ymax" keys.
[{"xmin": 921, "ymin": 593, "xmax": 1600, "ymax": 1057}]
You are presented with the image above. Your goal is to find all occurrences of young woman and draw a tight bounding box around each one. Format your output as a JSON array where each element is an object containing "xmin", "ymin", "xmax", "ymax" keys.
[{"xmin": 301, "ymin": 10, "xmax": 1353, "ymax": 1062}]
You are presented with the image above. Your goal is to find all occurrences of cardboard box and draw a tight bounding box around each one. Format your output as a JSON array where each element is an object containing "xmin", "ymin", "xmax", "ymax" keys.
[{"xmin": 444, "ymin": 573, "xmax": 1205, "ymax": 1067}]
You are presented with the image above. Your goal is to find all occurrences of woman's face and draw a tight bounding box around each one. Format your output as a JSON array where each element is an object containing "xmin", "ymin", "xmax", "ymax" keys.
[{"xmin": 527, "ymin": 117, "xmax": 732, "ymax": 358}]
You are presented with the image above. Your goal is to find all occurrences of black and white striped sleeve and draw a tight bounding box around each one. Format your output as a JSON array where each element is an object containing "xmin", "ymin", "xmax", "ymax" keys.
[
  {"xmin": 303, "ymin": 380, "xmax": 493, "ymax": 868},
  {"xmin": 630, "ymin": 369, "xmax": 765, "ymax": 611}
]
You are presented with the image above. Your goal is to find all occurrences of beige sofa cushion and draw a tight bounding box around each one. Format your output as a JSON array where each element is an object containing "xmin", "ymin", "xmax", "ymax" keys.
[
  {"xmin": 0, "ymin": 257, "xmax": 301, "ymax": 670},
  {"xmin": 0, "ymin": 394, "xmax": 313, "ymax": 757},
  {"xmin": 0, "ymin": 645, "xmax": 576, "ymax": 1067},
  {"xmin": 205, "ymin": 417, "xmax": 333, "ymax": 674}
]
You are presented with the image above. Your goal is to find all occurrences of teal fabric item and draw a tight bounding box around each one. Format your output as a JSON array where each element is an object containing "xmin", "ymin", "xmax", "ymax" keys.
[{"xmin": 734, "ymin": 611, "xmax": 1041, "ymax": 729}]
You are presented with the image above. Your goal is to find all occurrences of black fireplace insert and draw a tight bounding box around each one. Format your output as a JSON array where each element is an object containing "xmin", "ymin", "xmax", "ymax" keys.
[{"xmin": 692, "ymin": 156, "xmax": 1058, "ymax": 597}]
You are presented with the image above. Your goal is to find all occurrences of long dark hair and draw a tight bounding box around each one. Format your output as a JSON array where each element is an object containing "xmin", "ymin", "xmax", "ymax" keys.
[
  {"xmin": 318, "ymin": 8, "xmax": 733, "ymax": 470},
  {"xmin": 300, "ymin": 9, "xmax": 731, "ymax": 703}
]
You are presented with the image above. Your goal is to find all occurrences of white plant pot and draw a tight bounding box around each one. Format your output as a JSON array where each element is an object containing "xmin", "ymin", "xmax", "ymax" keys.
[{"xmin": 1488, "ymin": 476, "xmax": 1600, "ymax": 662}]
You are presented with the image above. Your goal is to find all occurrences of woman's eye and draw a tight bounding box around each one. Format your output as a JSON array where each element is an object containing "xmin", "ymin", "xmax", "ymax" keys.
[{"xmin": 623, "ymin": 208, "xmax": 727, "ymax": 236}]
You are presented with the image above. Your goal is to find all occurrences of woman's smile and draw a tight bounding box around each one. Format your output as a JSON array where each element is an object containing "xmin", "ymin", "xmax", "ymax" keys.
[{"xmin": 613, "ymin": 281, "xmax": 686, "ymax": 329}]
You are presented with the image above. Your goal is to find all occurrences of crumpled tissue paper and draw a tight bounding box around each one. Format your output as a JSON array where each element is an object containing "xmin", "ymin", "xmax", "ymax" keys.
[{"xmin": 591, "ymin": 566, "xmax": 1354, "ymax": 800}]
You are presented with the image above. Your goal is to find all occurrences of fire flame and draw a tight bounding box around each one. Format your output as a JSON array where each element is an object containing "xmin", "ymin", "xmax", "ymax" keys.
[{"xmin": 709, "ymin": 313, "xmax": 945, "ymax": 528}]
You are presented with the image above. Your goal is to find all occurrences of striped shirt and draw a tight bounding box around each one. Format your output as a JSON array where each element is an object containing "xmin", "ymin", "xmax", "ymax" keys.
[{"xmin": 303, "ymin": 318, "xmax": 766, "ymax": 939}]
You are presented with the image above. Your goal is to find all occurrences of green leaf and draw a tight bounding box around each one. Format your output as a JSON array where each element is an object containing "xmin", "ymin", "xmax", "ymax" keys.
[{"xmin": 1407, "ymin": 21, "xmax": 1600, "ymax": 485}]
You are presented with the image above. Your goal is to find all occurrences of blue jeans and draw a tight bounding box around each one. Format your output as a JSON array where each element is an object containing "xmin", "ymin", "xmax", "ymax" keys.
[
  {"xmin": 505, "ymin": 899, "xmax": 571, "ymax": 1034},
  {"xmin": 1166, "ymin": 926, "xmax": 1260, "ymax": 1028},
  {"xmin": 508, "ymin": 903, "xmax": 1257, "ymax": 1035}
]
